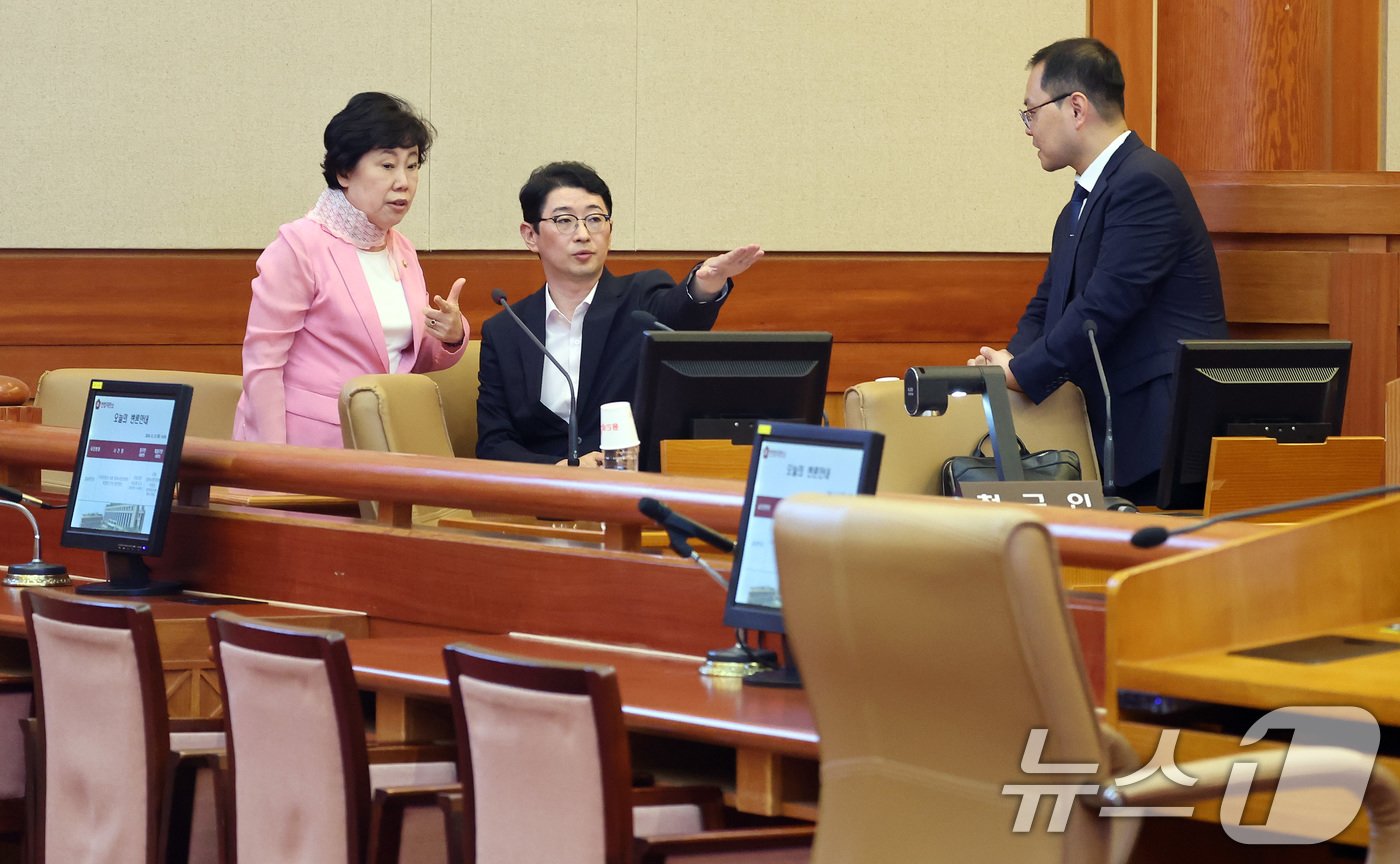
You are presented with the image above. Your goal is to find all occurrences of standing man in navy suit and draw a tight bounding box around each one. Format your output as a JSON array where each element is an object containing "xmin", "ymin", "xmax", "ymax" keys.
[
  {"xmin": 971, "ymin": 38, "xmax": 1226, "ymax": 504},
  {"xmin": 476, "ymin": 161, "xmax": 763, "ymax": 465}
]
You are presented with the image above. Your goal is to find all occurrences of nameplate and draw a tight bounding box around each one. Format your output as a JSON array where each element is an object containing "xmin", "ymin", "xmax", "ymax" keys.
[{"xmin": 957, "ymin": 480, "xmax": 1105, "ymax": 510}]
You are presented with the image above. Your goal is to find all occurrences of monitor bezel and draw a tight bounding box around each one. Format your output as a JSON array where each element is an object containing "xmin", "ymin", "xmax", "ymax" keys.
[
  {"xmin": 722, "ymin": 421, "xmax": 884, "ymax": 634},
  {"xmin": 633, "ymin": 330, "xmax": 834, "ymax": 472},
  {"xmin": 60, "ymin": 379, "xmax": 193, "ymax": 559},
  {"xmin": 1156, "ymin": 338, "xmax": 1351, "ymax": 510}
]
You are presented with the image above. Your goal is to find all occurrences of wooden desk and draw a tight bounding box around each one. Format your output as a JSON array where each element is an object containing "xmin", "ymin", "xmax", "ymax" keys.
[
  {"xmin": 350, "ymin": 632, "xmax": 818, "ymax": 818},
  {"xmin": 1117, "ymin": 618, "xmax": 1400, "ymax": 720},
  {"xmin": 1106, "ymin": 495, "xmax": 1400, "ymax": 848},
  {"xmin": 0, "ymin": 422, "xmax": 1270, "ymax": 825}
]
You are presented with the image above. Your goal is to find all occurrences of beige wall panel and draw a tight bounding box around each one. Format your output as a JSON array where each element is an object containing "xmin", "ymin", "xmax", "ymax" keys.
[
  {"xmin": 426, "ymin": 3, "xmax": 639, "ymax": 253},
  {"xmin": 632, "ymin": 2, "xmax": 1085, "ymax": 252},
  {"xmin": 425, "ymin": 2, "xmax": 641, "ymax": 252},
  {"xmin": 0, "ymin": 0, "xmax": 432, "ymax": 250},
  {"xmin": 3, "ymin": 1, "xmax": 1085, "ymax": 252}
]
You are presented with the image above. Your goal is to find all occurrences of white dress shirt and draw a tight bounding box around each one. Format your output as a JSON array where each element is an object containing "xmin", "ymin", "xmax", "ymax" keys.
[
  {"xmin": 541, "ymin": 283, "xmax": 597, "ymax": 421},
  {"xmin": 1074, "ymin": 130, "xmax": 1133, "ymax": 202}
]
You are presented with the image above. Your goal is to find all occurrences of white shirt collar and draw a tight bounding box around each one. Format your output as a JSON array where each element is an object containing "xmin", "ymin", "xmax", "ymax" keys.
[
  {"xmin": 544, "ymin": 282, "xmax": 598, "ymax": 322},
  {"xmin": 1075, "ymin": 130, "xmax": 1132, "ymax": 193}
]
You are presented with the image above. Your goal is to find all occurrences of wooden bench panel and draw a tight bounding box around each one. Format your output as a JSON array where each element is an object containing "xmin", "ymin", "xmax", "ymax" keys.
[
  {"xmin": 1216, "ymin": 249, "xmax": 1330, "ymax": 323},
  {"xmin": 0, "ymin": 345, "xmax": 242, "ymax": 393}
]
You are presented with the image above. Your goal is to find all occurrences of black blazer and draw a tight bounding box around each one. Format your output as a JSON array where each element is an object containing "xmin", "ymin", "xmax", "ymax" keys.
[
  {"xmin": 475, "ymin": 267, "xmax": 727, "ymax": 463},
  {"xmin": 1008, "ymin": 132, "xmax": 1227, "ymax": 487}
]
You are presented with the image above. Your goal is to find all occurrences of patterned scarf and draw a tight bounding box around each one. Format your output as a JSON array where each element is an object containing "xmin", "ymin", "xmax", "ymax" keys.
[{"xmin": 306, "ymin": 188, "xmax": 402, "ymax": 280}]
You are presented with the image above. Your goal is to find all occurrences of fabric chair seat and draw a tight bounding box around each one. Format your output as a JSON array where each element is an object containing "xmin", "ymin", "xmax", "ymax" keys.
[
  {"xmin": 211, "ymin": 612, "xmax": 453, "ymax": 864},
  {"xmin": 23, "ymin": 589, "xmax": 226, "ymax": 864},
  {"xmin": 443, "ymin": 643, "xmax": 813, "ymax": 863}
]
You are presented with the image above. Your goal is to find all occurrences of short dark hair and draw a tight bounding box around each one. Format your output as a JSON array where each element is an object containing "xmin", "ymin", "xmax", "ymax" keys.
[
  {"xmin": 519, "ymin": 161, "xmax": 612, "ymax": 224},
  {"xmin": 1029, "ymin": 38, "xmax": 1125, "ymax": 119},
  {"xmin": 321, "ymin": 92, "xmax": 436, "ymax": 189}
]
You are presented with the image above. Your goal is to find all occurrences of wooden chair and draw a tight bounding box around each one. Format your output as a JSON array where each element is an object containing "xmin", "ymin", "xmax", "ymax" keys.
[
  {"xmin": 22, "ymin": 589, "xmax": 223, "ymax": 864},
  {"xmin": 207, "ymin": 612, "xmax": 456, "ymax": 864},
  {"xmin": 773, "ymin": 493, "xmax": 1400, "ymax": 862},
  {"xmin": 0, "ymin": 674, "xmax": 32, "ymax": 849},
  {"xmin": 441, "ymin": 643, "xmax": 813, "ymax": 863}
]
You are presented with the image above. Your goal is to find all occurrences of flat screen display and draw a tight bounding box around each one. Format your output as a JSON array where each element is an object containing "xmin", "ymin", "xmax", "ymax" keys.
[
  {"xmin": 61, "ymin": 380, "xmax": 192, "ymax": 594},
  {"xmin": 723, "ymin": 422, "xmax": 883, "ymax": 634},
  {"xmin": 633, "ymin": 331, "xmax": 832, "ymax": 471}
]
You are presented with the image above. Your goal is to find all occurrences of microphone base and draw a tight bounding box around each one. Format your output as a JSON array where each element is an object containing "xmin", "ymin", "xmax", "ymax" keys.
[
  {"xmin": 1102, "ymin": 496, "xmax": 1139, "ymax": 513},
  {"xmin": 4, "ymin": 560, "xmax": 72, "ymax": 588},
  {"xmin": 699, "ymin": 643, "xmax": 778, "ymax": 678}
]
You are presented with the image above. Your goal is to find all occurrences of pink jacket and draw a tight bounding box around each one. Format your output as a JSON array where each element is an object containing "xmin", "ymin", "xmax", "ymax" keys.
[{"xmin": 234, "ymin": 217, "xmax": 462, "ymax": 448}]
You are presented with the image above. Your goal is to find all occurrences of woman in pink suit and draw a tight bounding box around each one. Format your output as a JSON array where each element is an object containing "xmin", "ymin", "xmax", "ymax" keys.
[{"xmin": 234, "ymin": 92, "xmax": 469, "ymax": 448}]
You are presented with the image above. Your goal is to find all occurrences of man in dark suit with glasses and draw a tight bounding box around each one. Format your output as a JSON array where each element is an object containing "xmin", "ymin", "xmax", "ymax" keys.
[{"xmin": 971, "ymin": 38, "xmax": 1227, "ymax": 505}]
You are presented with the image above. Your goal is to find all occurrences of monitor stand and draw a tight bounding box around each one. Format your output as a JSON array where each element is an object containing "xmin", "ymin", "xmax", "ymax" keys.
[
  {"xmin": 741, "ymin": 636, "xmax": 802, "ymax": 689},
  {"xmin": 76, "ymin": 552, "xmax": 182, "ymax": 597}
]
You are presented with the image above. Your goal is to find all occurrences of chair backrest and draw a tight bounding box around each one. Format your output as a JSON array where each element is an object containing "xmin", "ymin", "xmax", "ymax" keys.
[
  {"xmin": 339, "ymin": 374, "xmax": 456, "ymax": 458},
  {"xmin": 774, "ymin": 494, "xmax": 1111, "ymax": 863},
  {"xmin": 33, "ymin": 367, "xmax": 242, "ymax": 439},
  {"xmin": 842, "ymin": 378, "xmax": 1099, "ymax": 494},
  {"xmin": 23, "ymin": 589, "xmax": 171, "ymax": 864},
  {"xmin": 339, "ymin": 342, "xmax": 482, "ymax": 460},
  {"xmin": 443, "ymin": 644, "xmax": 634, "ymax": 864},
  {"xmin": 209, "ymin": 611, "xmax": 371, "ymax": 864}
]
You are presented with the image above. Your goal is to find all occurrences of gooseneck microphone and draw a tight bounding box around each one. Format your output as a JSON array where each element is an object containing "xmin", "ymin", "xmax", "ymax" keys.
[
  {"xmin": 0, "ymin": 485, "xmax": 61, "ymax": 509},
  {"xmin": 1082, "ymin": 319, "xmax": 1136, "ymax": 512},
  {"xmin": 0, "ymin": 499, "xmax": 70, "ymax": 586},
  {"xmin": 491, "ymin": 289, "xmax": 580, "ymax": 466},
  {"xmin": 639, "ymin": 497, "xmax": 733, "ymax": 590},
  {"xmin": 630, "ymin": 310, "xmax": 674, "ymax": 331},
  {"xmin": 639, "ymin": 497, "xmax": 735, "ymax": 553},
  {"xmin": 1130, "ymin": 484, "xmax": 1400, "ymax": 548}
]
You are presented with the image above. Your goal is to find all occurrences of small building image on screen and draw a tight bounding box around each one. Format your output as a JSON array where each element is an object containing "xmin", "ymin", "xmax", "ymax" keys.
[
  {"xmin": 68, "ymin": 394, "xmax": 176, "ymax": 538},
  {"xmin": 77, "ymin": 503, "xmax": 150, "ymax": 533}
]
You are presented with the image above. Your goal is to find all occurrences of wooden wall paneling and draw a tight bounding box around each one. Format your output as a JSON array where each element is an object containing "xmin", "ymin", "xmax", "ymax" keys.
[
  {"xmin": 1226, "ymin": 322, "xmax": 1331, "ymax": 342},
  {"xmin": 1158, "ymin": 1, "xmax": 1376, "ymax": 171},
  {"xmin": 4, "ymin": 251, "xmax": 1049, "ymax": 400},
  {"xmin": 0, "ymin": 345, "xmax": 243, "ymax": 394},
  {"xmin": 423, "ymin": 252, "xmax": 1048, "ymax": 343},
  {"xmin": 830, "ymin": 342, "xmax": 986, "ymax": 391},
  {"xmin": 1328, "ymin": 252, "xmax": 1399, "ymax": 436},
  {"xmin": 1387, "ymin": 379, "xmax": 1400, "ymax": 485},
  {"xmin": 3, "ymin": 251, "xmax": 255, "ymax": 344},
  {"xmin": 1215, "ymin": 249, "xmax": 1331, "ymax": 323},
  {"xmin": 1189, "ymin": 172, "xmax": 1400, "ymax": 236},
  {"xmin": 1328, "ymin": 1, "xmax": 1384, "ymax": 171},
  {"xmin": 1089, "ymin": 0, "xmax": 1157, "ymax": 144}
]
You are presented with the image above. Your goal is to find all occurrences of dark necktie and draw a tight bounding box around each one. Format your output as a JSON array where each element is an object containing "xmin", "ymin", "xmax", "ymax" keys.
[{"xmin": 1068, "ymin": 183, "xmax": 1089, "ymax": 236}]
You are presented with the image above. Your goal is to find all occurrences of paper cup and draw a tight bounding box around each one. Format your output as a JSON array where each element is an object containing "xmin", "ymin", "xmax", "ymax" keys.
[{"xmin": 599, "ymin": 401, "xmax": 640, "ymax": 449}]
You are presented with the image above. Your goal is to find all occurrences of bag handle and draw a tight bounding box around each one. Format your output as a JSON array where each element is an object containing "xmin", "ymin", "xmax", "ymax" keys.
[{"xmin": 971, "ymin": 433, "xmax": 1031, "ymax": 459}]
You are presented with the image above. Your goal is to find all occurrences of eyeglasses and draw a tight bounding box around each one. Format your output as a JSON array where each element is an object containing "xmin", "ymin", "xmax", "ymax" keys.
[
  {"xmin": 539, "ymin": 213, "xmax": 612, "ymax": 236},
  {"xmin": 1019, "ymin": 93, "xmax": 1072, "ymax": 129}
]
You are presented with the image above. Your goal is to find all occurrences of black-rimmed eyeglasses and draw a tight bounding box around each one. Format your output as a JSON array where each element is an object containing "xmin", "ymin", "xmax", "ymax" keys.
[
  {"xmin": 538, "ymin": 213, "xmax": 612, "ymax": 235},
  {"xmin": 1019, "ymin": 93, "xmax": 1072, "ymax": 129}
]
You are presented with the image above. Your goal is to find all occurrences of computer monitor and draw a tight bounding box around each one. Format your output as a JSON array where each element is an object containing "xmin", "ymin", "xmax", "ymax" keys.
[
  {"xmin": 633, "ymin": 331, "xmax": 833, "ymax": 471},
  {"xmin": 1156, "ymin": 339, "xmax": 1351, "ymax": 510},
  {"xmin": 723, "ymin": 422, "xmax": 883, "ymax": 687},
  {"xmin": 61, "ymin": 379, "xmax": 193, "ymax": 595}
]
